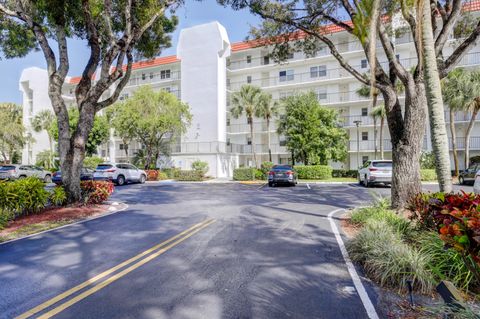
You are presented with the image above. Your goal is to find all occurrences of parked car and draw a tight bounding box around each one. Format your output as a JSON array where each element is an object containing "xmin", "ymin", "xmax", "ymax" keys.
[
  {"xmin": 358, "ymin": 160, "xmax": 392, "ymax": 187},
  {"xmin": 0, "ymin": 164, "xmax": 52, "ymax": 183},
  {"xmin": 459, "ymin": 164, "xmax": 479, "ymax": 185},
  {"xmin": 52, "ymin": 167, "xmax": 94, "ymax": 184},
  {"xmin": 474, "ymin": 171, "xmax": 480, "ymax": 194},
  {"xmin": 93, "ymin": 163, "xmax": 147, "ymax": 186},
  {"xmin": 268, "ymin": 165, "xmax": 297, "ymax": 187}
]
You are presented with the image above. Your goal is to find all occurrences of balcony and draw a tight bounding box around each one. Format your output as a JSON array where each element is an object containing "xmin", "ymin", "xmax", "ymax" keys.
[
  {"xmin": 169, "ymin": 142, "xmax": 288, "ymax": 155},
  {"xmin": 227, "ymin": 122, "xmax": 274, "ymax": 134},
  {"xmin": 349, "ymin": 139, "xmax": 393, "ymax": 152},
  {"xmin": 126, "ymin": 70, "xmax": 180, "ymax": 88},
  {"xmin": 226, "ymin": 51, "xmax": 480, "ymax": 91}
]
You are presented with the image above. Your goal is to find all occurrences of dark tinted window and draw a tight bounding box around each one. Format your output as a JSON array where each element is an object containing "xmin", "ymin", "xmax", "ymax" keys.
[
  {"xmin": 0, "ymin": 166, "xmax": 15, "ymax": 171},
  {"xmin": 372, "ymin": 161, "xmax": 392, "ymax": 168},
  {"xmin": 97, "ymin": 164, "xmax": 113, "ymax": 170},
  {"xmin": 272, "ymin": 165, "xmax": 293, "ymax": 171}
]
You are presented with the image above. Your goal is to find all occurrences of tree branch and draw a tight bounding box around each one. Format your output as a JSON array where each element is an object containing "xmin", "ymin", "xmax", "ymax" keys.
[
  {"xmin": 435, "ymin": 0, "xmax": 462, "ymax": 55},
  {"xmin": 378, "ymin": 23, "xmax": 410, "ymax": 84}
]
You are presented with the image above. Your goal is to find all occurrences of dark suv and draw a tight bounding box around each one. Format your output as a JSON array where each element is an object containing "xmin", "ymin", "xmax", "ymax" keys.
[
  {"xmin": 268, "ymin": 165, "xmax": 297, "ymax": 187},
  {"xmin": 459, "ymin": 164, "xmax": 479, "ymax": 185}
]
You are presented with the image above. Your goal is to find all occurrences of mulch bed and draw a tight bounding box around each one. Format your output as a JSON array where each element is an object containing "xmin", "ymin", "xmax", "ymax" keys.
[{"xmin": 0, "ymin": 204, "xmax": 110, "ymax": 236}]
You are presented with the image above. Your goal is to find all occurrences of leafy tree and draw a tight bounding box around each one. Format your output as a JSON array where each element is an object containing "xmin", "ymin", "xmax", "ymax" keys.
[
  {"xmin": 220, "ymin": 0, "xmax": 480, "ymax": 208},
  {"xmin": 0, "ymin": 103, "xmax": 26, "ymax": 164},
  {"xmin": 277, "ymin": 92, "xmax": 347, "ymax": 165},
  {"xmin": 31, "ymin": 110, "xmax": 55, "ymax": 168},
  {"xmin": 0, "ymin": 1, "xmax": 180, "ymax": 202},
  {"xmin": 35, "ymin": 150, "xmax": 57, "ymax": 169},
  {"xmin": 419, "ymin": 151, "xmax": 436, "ymax": 170},
  {"xmin": 443, "ymin": 68, "xmax": 480, "ymax": 172},
  {"xmin": 370, "ymin": 105, "xmax": 386, "ymax": 160},
  {"xmin": 255, "ymin": 92, "xmax": 279, "ymax": 162},
  {"xmin": 83, "ymin": 156, "xmax": 104, "ymax": 170},
  {"xmin": 191, "ymin": 160, "xmax": 209, "ymax": 175},
  {"xmin": 231, "ymin": 85, "xmax": 264, "ymax": 167},
  {"xmin": 50, "ymin": 108, "xmax": 109, "ymax": 156},
  {"xmin": 108, "ymin": 86, "xmax": 191, "ymax": 169}
]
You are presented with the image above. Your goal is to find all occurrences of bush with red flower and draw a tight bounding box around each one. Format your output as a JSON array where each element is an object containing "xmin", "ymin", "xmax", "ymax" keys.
[{"xmin": 80, "ymin": 181, "xmax": 115, "ymax": 205}]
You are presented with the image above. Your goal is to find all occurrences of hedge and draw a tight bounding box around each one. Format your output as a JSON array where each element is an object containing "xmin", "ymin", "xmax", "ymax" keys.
[
  {"xmin": 175, "ymin": 170, "xmax": 204, "ymax": 181},
  {"xmin": 0, "ymin": 177, "xmax": 49, "ymax": 216},
  {"xmin": 294, "ymin": 165, "xmax": 332, "ymax": 180},
  {"xmin": 332, "ymin": 169, "xmax": 358, "ymax": 178},
  {"xmin": 233, "ymin": 168, "xmax": 258, "ymax": 181},
  {"xmin": 162, "ymin": 168, "xmax": 180, "ymax": 179},
  {"xmin": 420, "ymin": 169, "xmax": 437, "ymax": 181}
]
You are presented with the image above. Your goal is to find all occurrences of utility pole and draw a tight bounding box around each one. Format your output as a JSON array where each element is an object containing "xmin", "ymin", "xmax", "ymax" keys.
[{"xmin": 354, "ymin": 120, "xmax": 362, "ymax": 168}]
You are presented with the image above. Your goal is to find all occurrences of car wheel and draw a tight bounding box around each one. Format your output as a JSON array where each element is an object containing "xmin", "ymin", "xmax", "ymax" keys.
[
  {"xmin": 116, "ymin": 175, "xmax": 126, "ymax": 186},
  {"xmin": 268, "ymin": 182, "xmax": 274, "ymax": 187},
  {"xmin": 18, "ymin": 175, "xmax": 26, "ymax": 179},
  {"xmin": 139, "ymin": 174, "xmax": 146, "ymax": 184},
  {"xmin": 459, "ymin": 176, "xmax": 465, "ymax": 185},
  {"xmin": 364, "ymin": 175, "xmax": 369, "ymax": 187},
  {"xmin": 44, "ymin": 175, "xmax": 52, "ymax": 183}
]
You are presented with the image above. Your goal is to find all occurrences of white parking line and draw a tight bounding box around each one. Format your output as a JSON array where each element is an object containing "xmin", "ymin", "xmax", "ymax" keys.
[
  {"xmin": 306, "ymin": 183, "xmax": 311, "ymax": 190},
  {"xmin": 328, "ymin": 208, "xmax": 379, "ymax": 319},
  {"xmin": 257, "ymin": 183, "xmax": 267, "ymax": 190}
]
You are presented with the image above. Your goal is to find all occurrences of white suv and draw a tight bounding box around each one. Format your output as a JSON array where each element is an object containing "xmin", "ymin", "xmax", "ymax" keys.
[
  {"xmin": 358, "ymin": 160, "xmax": 392, "ymax": 187},
  {"xmin": 93, "ymin": 163, "xmax": 147, "ymax": 186}
]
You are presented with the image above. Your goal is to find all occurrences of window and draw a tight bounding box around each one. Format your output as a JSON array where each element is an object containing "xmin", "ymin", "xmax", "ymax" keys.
[
  {"xmin": 119, "ymin": 93, "xmax": 129, "ymax": 101},
  {"xmin": 247, "ymin": 76, "xmax": 252, "ymax": 84},
  {"xmin": 227, "ymin": 138, "xmax": 231, "ymax": 146},
  {"xmin": 362, "ymin": 132, "xmax": 368, "ymax": 141},
  {"xmin": 247, "ymin": 137, "xmax": 252, "ymax": 145},
  {"xmin": 362, "ymin": 156, "xmax": 369, "ymax": 164},
  {"xmin": 279, "ymin": 70, "xmax": 294, "ymax": 82},
  {"xmin": 247, "ymin": 117, "xmax": 252, "ymax": 125},
  {"xmin": 150, "ymin": 72, "xmax": 154, "ymax": 79},
  {"xmin": 287, "ymin": 52, "xmax": 294, "ymax": 59},
  {"xmin": 263, "ymin": 56, "xmax": 270, "ymax": 65},
  {"xmin": 279, "ymin": 91, "xmax": 293, "ymax": 99},
  {"xmin": 101, "ymin": 150, "xmax": 106, "ymax": 157},
  {"xmin": 119, "ymin": 144, "xmax": 127, "ymax": 150},
  {"xmin": 160, "ymin": 69, "xmax": 171, "ymax": 79},
  {"xmin": 279, "ymin": 138, "xmax": 287, "ymax": 146},
  {"xmin": 226, "ymin": 118, "xmax": 230, "ymax": 126},
  {"xmin": 310, "ymin": 65, "xmax": 327, "ymax": 78},
  {"xmin": 317, "ymin": 88, "xmax": 327, "ymax": 101},
  {"xmin": 361, "ymin": 59, "xmax": 368, "ymax": 69},
  {"xmin": 396, "ymin": 54, "xmax": 400, "ymax": 61},
  {"xmin": 246, "ymin": 55, "xmax": 252, "ymax": 64},
  {"xmin": 361, "ymin": 108, "xmax": 368, "ymax": 116},
  {"xmin": 141, "ymin": 73, "xmax": 146, "ymax": 80},
  {"xmin": 164, "ymin": 87, "xmax": 171, "ymax": 93}
]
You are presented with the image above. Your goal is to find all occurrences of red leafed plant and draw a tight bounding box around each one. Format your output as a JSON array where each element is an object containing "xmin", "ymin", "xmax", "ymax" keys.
[
  {"xmin": 408, "ymin": 192, "xmax": 480, "ymax": 276},
  {"xmin": 80, "ymin": 181, "xmax": 114, "ymax": 205},
  {"xmin": 145, "ymin": 170, "xmax": 159, "ymax": 181}
]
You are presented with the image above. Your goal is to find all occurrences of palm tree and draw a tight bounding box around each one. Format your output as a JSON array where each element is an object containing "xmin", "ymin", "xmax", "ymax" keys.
[
  {"xmin": 31, "ymin": 110, "xmax": 55, "ymax": 168},
  {"xmin": 370, "ymin": 105, "xmax": 386, "ymax": 160},
  {"xmin": 231, "ymin": 85, "xmax": 263, "ymax": 167},
  {"xmin": 418, "ymin": 0, "xmax": 452, "ymax": 192},
  {"xmin": 442, "ymin": 68, "xmax": 468, "ymax": 177},
  {"xmin": 255, "ymin": 92, "xmax": 279, "ymax": 162}
]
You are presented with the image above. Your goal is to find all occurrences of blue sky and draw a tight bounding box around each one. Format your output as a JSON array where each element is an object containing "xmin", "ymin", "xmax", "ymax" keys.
[{"xmin": 0, "ymin": 0, "xmax": 260, "ymax": 104}]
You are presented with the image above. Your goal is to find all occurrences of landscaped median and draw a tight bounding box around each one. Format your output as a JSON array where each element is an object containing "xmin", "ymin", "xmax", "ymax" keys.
[
  {"xmin": 343, "ymin": 195, "xmax": 479, "ymax": 317},
  {"xmin": 0, "ymin": 178, "xmax": 117, "ymax": 243}
]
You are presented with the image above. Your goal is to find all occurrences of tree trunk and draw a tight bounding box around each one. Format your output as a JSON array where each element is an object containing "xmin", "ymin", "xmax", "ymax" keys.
[
  {"xmin": 379, "ymin": 117, "xmax": 384, "ymax": 160},
  {"xmin": 464, "ymin": 109, "xmax": 478, "ymax": 170},
  {"xmin": 384, "ymin": 86, "xmax": 425, "ymax": 209},
  {"xmin": 450, "ymin": 109, "xmax": 459, "ymax": 176},
  {"xmin": 267, "ymin": 117, "xmax": 272, "ymax": 162},
  {"xmin": 373, "ymin": 117, "xmax": 378, "ymax": 160},
  {"xmin": 123, "ymin": 139, "xmax": 129, "ymax": 158},
  {"xmin": 421, "ymin": 0, "xmax": 453, "ymax": 192},
  {"xmin": 249, "ymin": 116, "xmax": 257, "ymax": 168},
  {"xmin": 48, "ymin": 134, "xmax": 54, "ymax": 169}
]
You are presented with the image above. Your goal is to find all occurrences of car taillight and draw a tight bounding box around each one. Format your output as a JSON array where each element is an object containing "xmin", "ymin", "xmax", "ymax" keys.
[
  {"xmin": 269, "ymin": 171, "xmax": 275, "ymax": 175},
  {"xmin": 8, "ymin": 170, "xmax": 15, "ymax": 174},
  {"xmin": 53, "ymin": 172, "xmax": 57, "ymax": 177},
  {"xmin": 105, "ymin": 169, "xmax": 116, "ymax": 173},
  {"xmin": 286, "ymin": 171, "xmax": 293, "ymax": 175},
  {"xmin": 369, "ymin": 168, "xmax": 378, "ymax": 171}
]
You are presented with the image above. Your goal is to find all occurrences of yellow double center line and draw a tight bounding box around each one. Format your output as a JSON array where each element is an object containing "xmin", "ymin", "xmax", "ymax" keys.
[{"xmin": 17, "ymin": 219, "xmax": 216, "ymax": 319}]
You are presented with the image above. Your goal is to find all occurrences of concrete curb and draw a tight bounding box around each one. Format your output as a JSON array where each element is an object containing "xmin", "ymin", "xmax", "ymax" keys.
[{"xmin": 0, "ymin": 201, "xmax": 129, "ymax": 246}]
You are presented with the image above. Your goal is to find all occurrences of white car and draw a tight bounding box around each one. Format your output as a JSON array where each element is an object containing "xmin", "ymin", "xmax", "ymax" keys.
[
  {"xmin": 473, "ymin": 171, "xmax": 480, "ymax": 194},
  {"xmin": 358, "ymin": 160, "xmax": 392, "ymax": 187},
  {"xmin": 93, "ymin": 163, "xmax": 147, "ymax": 186}
]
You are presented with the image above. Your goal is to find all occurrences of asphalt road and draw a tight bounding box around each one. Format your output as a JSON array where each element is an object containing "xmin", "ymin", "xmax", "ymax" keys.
[{"xmin": 0, "ymin": 182, "xmax": 473, "ymax": 319}]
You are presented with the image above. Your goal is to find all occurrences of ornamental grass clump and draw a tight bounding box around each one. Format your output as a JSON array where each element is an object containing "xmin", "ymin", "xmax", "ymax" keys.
[{"xmin": 347, "ymin": 219, "xmax": 435, "ymax": 293}]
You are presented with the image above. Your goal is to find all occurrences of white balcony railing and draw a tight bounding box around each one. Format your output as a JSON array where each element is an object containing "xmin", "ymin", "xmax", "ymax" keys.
[
  {"xmin": 127, "ymin": 70, "xmax": 181, "ymax": 87},
  {"xmin": 170, "ymin": 142, "xmax": 288, "ymax": 155}
]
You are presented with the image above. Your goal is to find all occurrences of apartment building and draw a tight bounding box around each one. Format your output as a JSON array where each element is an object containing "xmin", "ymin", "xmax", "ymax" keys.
[{"xmin": 19, "ymin": 12, "xmax": 480, "ymax": 177}]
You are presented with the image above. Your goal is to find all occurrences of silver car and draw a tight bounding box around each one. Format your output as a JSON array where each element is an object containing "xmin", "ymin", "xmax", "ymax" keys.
[
  {"xmin": 93, "ymin": 163, "xmax": 147, "ymax": 186},
  {"xmin": 358, "ymin": 160, "xmax": 392, "ymax": 187},
  {"xmin": 0, "ymin": 164, "xmax": 53, "ymax": 183}
]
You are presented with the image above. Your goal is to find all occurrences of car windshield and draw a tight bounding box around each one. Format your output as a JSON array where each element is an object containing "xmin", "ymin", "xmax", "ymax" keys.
[
  {"xmin": 372, "ymin": 161, "xmax": 392, "ymax": 168},
  {"xmin": 96, "ymin": 164, "xmax": 113, "ymax": 170},
  {"xmin": 0, "ymin": 166, "xmax": 15, "ymax": 171},
  {"xmin": 272, "ymin": 165, "xmax": 292, "ymax": 171}
]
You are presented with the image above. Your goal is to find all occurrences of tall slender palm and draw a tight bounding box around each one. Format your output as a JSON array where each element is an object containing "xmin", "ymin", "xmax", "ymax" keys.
[
  {"xmin": 231, "ymin": 85, "xmax": 263, "ymax": 167},
  {"xmin": 370, "ymin": 104, "xmax": 386, "ymax": 160},
  {"xmin": 31, "ymin": 109, "xmax": 55, "ymax": 168},
  {"xmin": 255, "ymin": 92, "xmax": 279, "ymax": 162},
  {"xmin": 418, "ymin": 0, "xmax": 452, "ymax": 192},
  {"xmin": 442, "ymin": 68, "xmax": 469, "ymax": 176}
]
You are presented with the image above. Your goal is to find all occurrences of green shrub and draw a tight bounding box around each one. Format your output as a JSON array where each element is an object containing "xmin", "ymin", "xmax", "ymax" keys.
[
  {"xmin": 80, "ymin": 181, "xmax": 114, "ymax": 205},
  {"xmin": 83, "ymin": 156, "xmax": 104, "ymax": 170},
  {"xmin": 0, "ymin": 178, "xmax": 49, "ymax": 216},
  {"xmin": 233, "ymin": 167, "xmax": 257, "ymax": 181},
  {"xmin": 157, "ymin": 171, "xmax": 168, "ymax": 180},
  {"xmin": 191, "ymin": 160, "xmax": 209, "ymax": 175},
  {"xmin": 50, "ymin": 186, "xmax": 67, "ymax": 206},
  {"xmin": 420, "ymin": 169, "xmax": 437, "ymax": 181},
  {"xmin": 418, "ymin": 232, "xmax": 479, "ymax": 293},
  {"xmin": 332, "ymin": 169, "xmax": 358, "ymax": 178},
  {"xmin": 0, "ymin": 208, "xmax": 13, "ymax": 230},
  {"xmin": 294, "ymin": 165, "xmax": 332, "ymax": 179},
  {"xmin": 260, "ymin": 162, "xmax": 274, "ymax": 177},
  {"xmin": 347, "ymin": 220, "xmax": 435, "ymax": 293},
  {"xmin": 175, "ymin": 170, "xmax": 204, "ymax": 181},
  {"xmin": 162, "ymin": 168, "xmax": 180, "ymax": 179}
]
